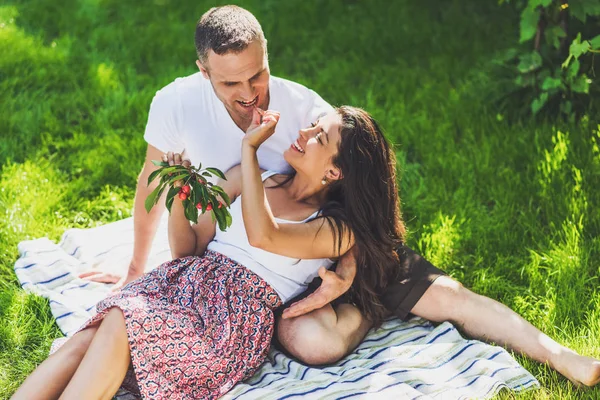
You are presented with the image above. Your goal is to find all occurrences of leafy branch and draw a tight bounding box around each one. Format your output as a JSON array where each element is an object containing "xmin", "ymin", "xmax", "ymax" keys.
[{"xmin": 144, "ymin": 160, "xmax": 232, "ymax": 231}]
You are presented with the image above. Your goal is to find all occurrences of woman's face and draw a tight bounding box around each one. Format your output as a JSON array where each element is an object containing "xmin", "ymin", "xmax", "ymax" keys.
[{"xmin": 284, "ymin": 111, "xmax": 343, "ymax": 182}]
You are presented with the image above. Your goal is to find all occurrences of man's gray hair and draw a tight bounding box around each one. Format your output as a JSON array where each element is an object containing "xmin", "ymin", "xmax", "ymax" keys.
[{"xmin": 195, "ymin": 5, "xmax": 267, "ymax": 66}]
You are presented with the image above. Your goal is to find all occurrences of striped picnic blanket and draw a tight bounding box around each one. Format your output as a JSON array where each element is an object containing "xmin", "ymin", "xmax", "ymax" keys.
[{"xmin": 15, "ymin": 215, "xmax": 539, "ymax": 399}]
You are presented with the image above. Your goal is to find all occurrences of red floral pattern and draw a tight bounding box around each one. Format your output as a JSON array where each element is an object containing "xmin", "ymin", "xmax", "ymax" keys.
[{"xmin": 77, "ymin": 250, "xmax": 282, "ymax": 399}]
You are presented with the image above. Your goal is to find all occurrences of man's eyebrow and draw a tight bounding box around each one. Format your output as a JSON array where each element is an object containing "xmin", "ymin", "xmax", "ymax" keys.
[
  {"xmin": 249, "ymin": 68, "xmax": 266, "ymax": 81},
  {"xmin": 223, "ymin": 68, "xmax": 265, "ymax": 85}
]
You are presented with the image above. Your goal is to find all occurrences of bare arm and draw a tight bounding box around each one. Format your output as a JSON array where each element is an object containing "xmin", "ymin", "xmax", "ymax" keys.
[
  {"xmin": 241, "ymin": 111, "xmax": 353, "ymax": 259},
  {"xmin": 130, "ymin": 144, "xmax": 169, "ymax": 272}
]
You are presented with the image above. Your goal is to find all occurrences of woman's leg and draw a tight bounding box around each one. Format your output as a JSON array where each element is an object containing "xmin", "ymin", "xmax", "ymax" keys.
[
  {"xmin": 411, "ymin": 276, "xmax": 600, "ymax": 386},
  {"xmin": 11, "ymin": 327, "xmax": 98, "ymax": 400},
  {"xmin": 59, "ymin": 308, "xmax": 131, "ymax": 400}
]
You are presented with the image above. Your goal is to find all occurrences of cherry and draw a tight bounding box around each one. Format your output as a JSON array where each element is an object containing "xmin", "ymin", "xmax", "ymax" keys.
[
  {"xmin": 205, "ymin": 204, "xmax": 213, "ymax": 211},
  {"xmin": 181, "ymin": 185, "xmax": 191, "ymax": 195},
  {"xmin": 178, "ymin": 191, "xmax": 188, "ymax": 201},
  {"xmin": 196, "ymin": 203, "xmax": 202, "ymax": 210}
]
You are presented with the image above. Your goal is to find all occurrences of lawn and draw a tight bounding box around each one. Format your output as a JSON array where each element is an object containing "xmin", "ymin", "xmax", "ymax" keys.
[{"xmin": 1, "ymin": 0, "xmax": 599, "ymax": 398}]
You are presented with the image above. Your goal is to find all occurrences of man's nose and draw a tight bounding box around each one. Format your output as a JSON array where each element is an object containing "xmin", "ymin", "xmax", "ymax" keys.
[{"xmin": 240, "ymin": 81, "xmax": 255, "ymax": 100}]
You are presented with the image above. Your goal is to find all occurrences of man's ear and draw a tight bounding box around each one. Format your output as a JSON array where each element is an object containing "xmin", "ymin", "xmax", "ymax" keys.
[
  {"xmin": 326, "ymin": 167, "xmax": 342, "ymax": 182},
  {"xmin": 196, "ymin": 60, "xmax": 210, "ymax": 80}
]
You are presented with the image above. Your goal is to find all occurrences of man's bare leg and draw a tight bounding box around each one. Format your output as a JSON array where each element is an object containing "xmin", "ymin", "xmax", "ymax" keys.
[
  {"xmin": 60, "ymin": 308, "xmax": 131, "ymax": 400},
  {"xmin": 411, "ymin": 276, "xmax": 600, "ymax": 387},
  {"xmin": 277, "ymin": 276, "xmax": 600, "ymax": 386},
  {"xmin": 11, "ymin": 327, "xmax": 98, "ymax": 400},
  {"xmin": 277, "ymin": 303, "xmax": 371, "ymax": 365}
]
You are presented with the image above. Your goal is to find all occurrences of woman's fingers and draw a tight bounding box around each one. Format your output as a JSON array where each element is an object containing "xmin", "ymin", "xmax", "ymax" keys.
[{"xmin": 163, "ymin": 151, "xmax": 189, "ymax": 167}]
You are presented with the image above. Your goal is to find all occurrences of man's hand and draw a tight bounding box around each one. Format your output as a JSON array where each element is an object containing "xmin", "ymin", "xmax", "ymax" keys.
[
  {"xmin": 78, "ymin": 263, "xmax": 144, "ymax": 292},
  {"xmin": 282, "ymin": 247, "xmax": 358, "ymax": 319},
  {"xmin": 108, "ymin": 270, "xmax": 143, "ymax": 292},
  {"xmin": 282, "ymin": 266, "xmax": 353, "ymax": 319}
]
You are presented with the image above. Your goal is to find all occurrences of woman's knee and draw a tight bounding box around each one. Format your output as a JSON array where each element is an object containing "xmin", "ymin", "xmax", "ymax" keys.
[{"xmin": 276, "ymin": 306, "xmax": 346, "ymax": 365}]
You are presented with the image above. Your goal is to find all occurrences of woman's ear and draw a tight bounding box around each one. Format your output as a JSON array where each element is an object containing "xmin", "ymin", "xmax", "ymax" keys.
[{"xmin": 326, "ymin": 167, "xmax": 342, "ymax": 182}]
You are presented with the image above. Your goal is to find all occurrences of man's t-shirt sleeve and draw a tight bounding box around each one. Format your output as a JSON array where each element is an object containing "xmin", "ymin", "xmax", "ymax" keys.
[
  {"xmin": 303, "ymin": 89, "xmax": 335, "ymax": 126},
  {"xmin": 143, "ymin": 87, "xmax": 185, "ymax": 153}
]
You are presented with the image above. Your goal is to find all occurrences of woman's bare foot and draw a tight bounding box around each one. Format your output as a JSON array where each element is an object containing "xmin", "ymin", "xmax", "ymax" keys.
[{"xmin": 552, "ymin": 350, "xmax": 600, "ymax": 387}]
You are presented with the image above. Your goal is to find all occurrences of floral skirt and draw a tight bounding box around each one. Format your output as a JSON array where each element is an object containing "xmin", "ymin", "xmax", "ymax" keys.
[{"xmin": 77, "ymin": 250, "xmax": 282, "ymax": 399}]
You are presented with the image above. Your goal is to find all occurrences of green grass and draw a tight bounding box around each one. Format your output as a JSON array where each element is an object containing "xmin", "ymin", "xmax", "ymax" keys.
[{"xmin": 1, "ymin": 0, "xmax": 599, "ymax": 398}]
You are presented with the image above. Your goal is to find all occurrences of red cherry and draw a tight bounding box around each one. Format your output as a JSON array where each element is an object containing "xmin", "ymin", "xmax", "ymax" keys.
[
  {"xmin": 205, "ymin": 204, "xmax": 213, "ymax": 211},
  {"xmin": 218, "ymin": 202, "xmax": 223, "ymax": 209},
  {"xmin": 196, "ymin": 203, "xmax": 202, "ymax": 210},
  {"xmin": 181, "ymin": 185, "xmax": 191, "ymax": 194},
  {"xmin": 178, "ymin": 191, "xmax": 188, "ymax": 200},
  {"xmin": 197, "ymin": 176, "xmax": 206, "ymax": 184}
]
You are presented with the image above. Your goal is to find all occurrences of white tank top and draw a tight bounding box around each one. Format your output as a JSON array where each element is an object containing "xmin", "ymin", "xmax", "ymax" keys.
[{"xmin": 207, "ymin": 171, "xmax": 334, "ymax": 302}]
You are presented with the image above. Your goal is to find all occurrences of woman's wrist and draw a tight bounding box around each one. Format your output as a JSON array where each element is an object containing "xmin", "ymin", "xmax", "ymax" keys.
[{"xmin": 242, "ymin": 137, "xmax": 259, "ymax": 151}]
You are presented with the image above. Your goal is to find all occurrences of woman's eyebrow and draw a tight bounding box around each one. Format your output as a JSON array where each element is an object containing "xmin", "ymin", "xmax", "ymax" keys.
[{"xmin": 321, "ymin": 127, "xmax": 329, "ymax": 143}]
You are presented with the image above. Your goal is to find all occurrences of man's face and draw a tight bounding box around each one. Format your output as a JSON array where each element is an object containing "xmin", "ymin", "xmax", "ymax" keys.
[{"xmin": 197, "ymin": 40, "xmax": 270, "ymax": 131}]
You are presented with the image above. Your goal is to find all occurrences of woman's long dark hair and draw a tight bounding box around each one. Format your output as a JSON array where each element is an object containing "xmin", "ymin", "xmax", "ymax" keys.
[{"xmin": 320, "ymin": 106, "xmax": 406, "ymax": 326}]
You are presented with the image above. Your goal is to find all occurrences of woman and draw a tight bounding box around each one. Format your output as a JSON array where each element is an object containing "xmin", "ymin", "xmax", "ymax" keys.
[{"xmin": 12, "ymin": 106, "xmax": 405, "ymax": 399}]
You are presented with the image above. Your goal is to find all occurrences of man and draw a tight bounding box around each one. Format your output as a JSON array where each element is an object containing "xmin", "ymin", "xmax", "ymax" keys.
[{"xmin": 86, "ymin": 5, "xmax": 599, "ymax": 387}]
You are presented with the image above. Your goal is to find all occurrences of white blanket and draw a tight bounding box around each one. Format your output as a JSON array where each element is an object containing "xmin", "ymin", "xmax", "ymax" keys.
[{"xmin": 15, "ymin": 216, "xmax": 539, "ymax": 399}]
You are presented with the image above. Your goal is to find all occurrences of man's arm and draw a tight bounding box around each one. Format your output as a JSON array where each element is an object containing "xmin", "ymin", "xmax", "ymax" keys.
[
  {"xmin": 129, "ymin": 144, "xmax": 169, "ymax": 272},
  {"xmin": 282, "ymin": 247, "xmax": 357, "ymax": 319},
  {"xmin": 80, "ymin": 144, "xmax": 167, "ymax": 289}
]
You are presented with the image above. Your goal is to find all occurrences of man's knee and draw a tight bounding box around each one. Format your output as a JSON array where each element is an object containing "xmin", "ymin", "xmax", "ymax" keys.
[
  {"xmin": 276, "ymin": 306, "xmax": 347, "ymax": 366},
  {"xmin": 414, "ymin": 276, "xmax": 474, "ymax": 322}
]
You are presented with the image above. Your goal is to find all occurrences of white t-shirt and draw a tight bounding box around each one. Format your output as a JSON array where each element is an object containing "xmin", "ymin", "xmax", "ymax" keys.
[
  {"xmin": 144, "ymin": 72, "xmax": 333, "ymax": 175},
  {"xmin": 208, "ymin": 171, "xmax": 334, "ymax": 302}
]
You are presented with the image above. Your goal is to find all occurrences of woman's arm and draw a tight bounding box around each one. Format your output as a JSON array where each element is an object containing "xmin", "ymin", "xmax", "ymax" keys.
[
  {"xmin": 241, "ymin": 110, "xmax": 353, "ymax": 259},
  {"xmin": 168, "ymin": 164, "xmax": 242, "ymax": 258}
]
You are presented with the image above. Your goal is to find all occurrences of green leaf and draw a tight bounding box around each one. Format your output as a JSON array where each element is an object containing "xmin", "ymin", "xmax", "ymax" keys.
[
  {"xmin": 569, "ymin": 34, "xmax": 590, "ymax": 59},
  {"xmin": 531, "ymin": 92, "xmax": 549, "ymax": 114},
  {"xmin": 214, "ymin": 207, "xmax": 226, "ymax": 231},
  {"xmin": 541, "ymin": 77, "xmax": 562, "ymax": 90},
  {"xmin": 517, "ymin": 51, "xmax": 543, "ymax": 73},
  {"xmin": 144, "ymin": 182, "xmax": 167, "ymax": 213},
  {"xmin": 183, "ymin": 199, "xmax": 198, "ymax": 224},
  {"xmin": 205, "ymin": 167, "xmax": 227, "ymax": 180},
  {"xmin": 147, "ymin": 168, "xmax": 163, "ymax": 187},
  {"xmin": 151, "ymin": 160, "xmax": 169, "ymax": 167},
  {"xmin": 519, "ymin": 6, "xmax": 539, "ymax": 43},
  {"xmin": 568, "ymin": 2, "xmax": 587, "ymax": 22},
  {"xmin": 528, "ymin": 0, "xmax": 552, "ymax": 7},
  {"xmin": 167, "ymin": 173, "xmax": 189, "ymax": 185},
  {"xmin": 544, "ymin": 25, "xmax": 566, "ymax": 49},
  {"xmin": 566, "ymin": 59, "xmax": 580, "ymax": 80},
  {"xmin": 571, "ymin": 74, "xmax": 590, "ymax": 94},
  {"xmin": 211, "ymin": 185, "xmax": 231, "ymax": 206},
  {"xmin": 590, "ymin": 35, "xmax": 600, "ymax": 50},
  {"xmin": 165, "ymin": 186, "xmax": 180, "ymax": 213},
  {"xmin": 225, "ymin": 210, "xmax": 233, "ymax": 228}
]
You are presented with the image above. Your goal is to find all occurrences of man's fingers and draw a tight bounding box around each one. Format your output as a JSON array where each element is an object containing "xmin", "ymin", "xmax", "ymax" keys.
[
  {"xmin": 174, "ymin": 153, "xmax": 182, "ymax": 165},
  {"xmin": 282, "ymin": 292, "xmax": 329, "ymax": 319},
  {"xmin": 318, "ymin": 266, "xmax": 329, "ymax": 280},
  {"xmin": 78, "ymin": 271, "xmax": 101, "ymax": 278},
  {"xmin": 81, "ymin": 273, "xmax": 120, "ymax": 283},
  {"xmin": 182, "ymin": 159, "xmax": 191, "ymax": 168}
]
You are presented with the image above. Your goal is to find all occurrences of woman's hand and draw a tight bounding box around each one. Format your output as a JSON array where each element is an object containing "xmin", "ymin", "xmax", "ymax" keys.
[
  {"xmin": 243, "ymin": 108, "xmax": 280, "ymax": 150},
  {"xmin": 162, "ymin": 151, "xmax": 191, "ymax": 187}
]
